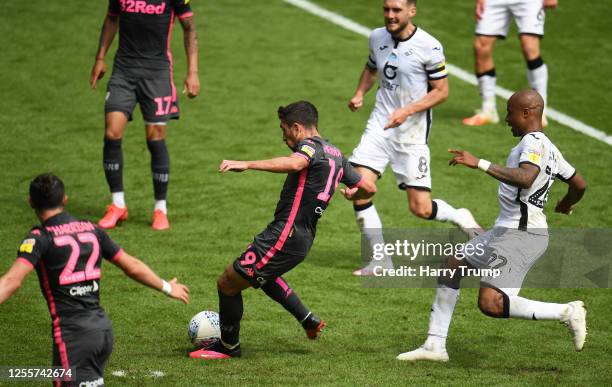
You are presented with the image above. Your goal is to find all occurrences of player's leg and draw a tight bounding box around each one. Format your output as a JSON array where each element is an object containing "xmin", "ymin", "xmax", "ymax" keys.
[
  {"xmin": 138, "ymin": 74, "xmax": 178, "ymax": 230},
  {"xmin": 477, "ymin": 287, "xmax": 586, "ymax": 351},
  {"xmin": 477, "ymin": 230, "xmax": 587, "ymax": 351},
  {"xmin": 348, "ymin": 131, "xmax": 393, "ymax": 276},
  {"xmin": 352, "ymin": 167, "xmax": 393, "ymax": 275},
  {"xmin": 394, "ymin": 145, "xmax": 482, "ymax": 236},
  {"xmin": 99, "ymin": 72, "xmax": 137, "ymax": 228},
  {"xmin": 192, "ymin": 263, "xmax": 251, "ymax": 359},
  {"xmin": 145, "ymin": 123, "xmax": 170, "ymax": 230},
  {"xmin": 397, "ymin": 254, "xmax": 468, "ymax": 362},
  {"xmin": 261, "ymin": 276, "xmax": 325, "ymax": 339},
  {"xmin": 519, "ymin": 34, "xmax": 548, "ymax": 126},
  {"xmin": 464, "ymin": 0, "xmax": 510, "ymax": 125},
  {"xmin": 514, "ymin": 0, "xmax": 548, "ymax": 126}
]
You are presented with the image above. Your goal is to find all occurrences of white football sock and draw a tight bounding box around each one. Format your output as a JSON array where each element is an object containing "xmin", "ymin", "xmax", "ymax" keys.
[
  {"xmin": 432, "ymin": 199, "xmax": 461, "ymax": 224},
  {"xmin": 355, "ymin": 204, "xmax": 392, "ymax": 267},
  {"xmin": 112, "ymin": 192, "xmax": 125, "ymax": 208},
  {"xmin": 155, "ymin": 200, "xmax": 167, "ymax": 214},
  {"xmin": 527, "ymin": 63, "xmax": 548, "ymax": 105},
  {"xmin": 478, "ymin": 75, "xmax": 497, "ymax": 112},
  {"xmin": 508, "ymin": 295, "xmax": 568, "ymax": 320},
  {"xmin": 425, "ymin": 285, "xmax": 460, "ymax": 351}
]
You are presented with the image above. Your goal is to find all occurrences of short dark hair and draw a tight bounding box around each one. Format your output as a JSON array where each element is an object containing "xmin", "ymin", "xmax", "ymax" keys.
[
  {"xmin": 277, "ymin": 101, "xmax": 318, "ymax": 129},
  {"xmin": 29, "ymin": 173, "xmax": 65, "ymax": 211}
]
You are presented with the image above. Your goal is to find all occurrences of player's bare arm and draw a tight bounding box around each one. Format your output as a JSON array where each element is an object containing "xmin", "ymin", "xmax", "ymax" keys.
[
  {"xmin": 90, "ymin": 14, "xmax": 118, "ymax": 89},
  {"xmin": 475, "ymin": 0, "xmax": 486, "ymax": 20},
  {"xmin": 555, "ymin": 172, "xmax": 586, "ymax": 214},
  {"xmin": 448, "ymin": 149, "xmax": 539, "ymax": 189},
  {"xmin": 340, "ymin": 178, "xmax": 377, "ymax": 201},
  {"xmin": 349, "ymin": 66, "xmax": 377, "ymax": 112},
  {"xmin": 219, "ymin": 154, "xmax": 309, "ymax": 174},
  {"xmin": 112, "ymin": 251, "xmax": 190, "ymax": 304},
  {"xmin": 0, "ymin": 260, "xmax": 34, "ymax": 304},
  {"xmin": 180, "ymin": 16, "xmax": 200, "ymax": 98},
  {"xmin": 384, "ymin": 77, "xmax": 448, "ymax": 129}
]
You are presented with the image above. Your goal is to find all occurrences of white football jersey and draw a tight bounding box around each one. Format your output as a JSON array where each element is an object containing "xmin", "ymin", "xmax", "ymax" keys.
[
  {"xmin": 365, "ymin": 26, "xmax": 447, "ymax": 144},
  {"xmin": 494, "ymin": 132, "xmax": 576, "ymax": 234}
]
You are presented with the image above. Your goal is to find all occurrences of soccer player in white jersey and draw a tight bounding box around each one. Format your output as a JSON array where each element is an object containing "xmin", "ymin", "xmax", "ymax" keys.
[
  {"xmin": 398, "ymin": 90, "xmax": 587, "ymax": 362},
  {"xmin": 348, "ymin": 0, "xmax": 481, "ymax": 275},
  {"xmin": 463, "ymin": 0, "xmax": 558, "ymax": 127}
]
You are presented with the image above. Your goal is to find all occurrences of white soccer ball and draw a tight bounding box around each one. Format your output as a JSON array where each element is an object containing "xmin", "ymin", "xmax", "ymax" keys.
[{"xmin": 188, "ymin": 311, "xmax": 221, "ymax": 348}]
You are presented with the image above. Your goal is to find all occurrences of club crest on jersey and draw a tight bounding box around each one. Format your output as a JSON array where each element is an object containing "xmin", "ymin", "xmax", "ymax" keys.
[
  {"xmin": 300, "ymin": 144, "xmax": 315, "ymax": 158},
  {"xmin": 19, "ymin": 238, "xmax": 36, "ymax": 253}
]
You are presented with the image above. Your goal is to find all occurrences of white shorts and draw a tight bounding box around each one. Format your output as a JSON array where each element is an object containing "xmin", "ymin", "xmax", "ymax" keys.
[
  {"xmin": 349, "ymin": 130, "xmax": 431, "ymax": 191},
  {"xmin": 476, "ymin": 0, "xmax": 545, "ymax": 38},
  {"xmin": 463, "ymin": 227, "xmax": 549, "ymax": 297}
]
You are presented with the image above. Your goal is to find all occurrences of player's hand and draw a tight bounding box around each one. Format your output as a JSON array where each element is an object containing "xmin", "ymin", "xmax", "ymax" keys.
[
  {"xmin": 384, "ymin": 107, "xmax": 412, "ymax": 130},
  {"xmin": 90, "ymin": 59, "xmax": 107, "ymax": 89},
  {"xmin": 544, "ymin": 0, "xmax": 558, "ymax": 9},
  {"xmin": 219, "ymin": 160, "xmax": 249, "ymax": 173},
  {"xmin": 348, "ymin": 94, "xmax": 364, "ymax": 112},
  {"xmin": 340, "ymin": 187, "xmax": 359, "ymax": 200},
  {"xmin": 183, "ymin": 72, "xmax": 200, "ymax": 98},
  {"xmin": 554, "ymin": 199, "xmax": 574, "ymax": 215},
  {"xmin": 448, "ymin": 149, "xmax": 479, "ymax": 169},
  {"xmin": 168, "ymin": 278, "xmax": 190, "ymax": 304},
  {"xmin": 475, "ymin": 0, "xmax": 486, "ymax": 20}
]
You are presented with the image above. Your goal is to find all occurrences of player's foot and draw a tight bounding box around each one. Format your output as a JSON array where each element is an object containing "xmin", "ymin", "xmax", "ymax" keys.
[
  {"xmin": 189, "ymin": 341, "xmax": 241, "ymax": 359},
  {"xmin": 453, "ymin": 208, "xmax": 484, "ymax": 239},
  {"xmin": 561, "ymin": 301, "xmax": 587, "ymax": 351},
  {"xmin": 352, "ymin": 260, "xmax": 393, "ymax": 276},
  {"xmin": 396, "ymin": 345, "xmax": 449, "ymax": 362},
  {"xmin": 462, "ymin": 109, "xmax": 499, "ymax": 126},
  {"xmin": 98, "ymin": 204, "xmax": 128, "ymax": 229},
  {"xmin": 302, "ymin": 314, "xmax": 325, "ymax": 340},
  {"xmin": 152, "ymin": 210, "xmax": 170, "ymax": 231}
]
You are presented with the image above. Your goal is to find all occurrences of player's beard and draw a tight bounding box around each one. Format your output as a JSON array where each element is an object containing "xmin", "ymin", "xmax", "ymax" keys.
[{"xmin": 385, "ymin": 19, "xmax": 409, "ymax": 38}]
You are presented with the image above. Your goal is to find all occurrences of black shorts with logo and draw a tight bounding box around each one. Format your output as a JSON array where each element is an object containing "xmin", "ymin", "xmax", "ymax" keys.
[
  {"xmin": 105, "ymin": 66, "xmax": 179, "ymax": 123},
  {"xmin": 53, "ymin": 328, "xmax": 114, "ymax": 386},
  {"xmin": 233, "ymin": 241, "xmax": 306, "ymax": 289}
]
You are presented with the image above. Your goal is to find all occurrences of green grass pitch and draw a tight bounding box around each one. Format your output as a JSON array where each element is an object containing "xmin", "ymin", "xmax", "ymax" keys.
[{"xmin": 1, "ymin": 0, "xmax": 611, "ymax": 385}]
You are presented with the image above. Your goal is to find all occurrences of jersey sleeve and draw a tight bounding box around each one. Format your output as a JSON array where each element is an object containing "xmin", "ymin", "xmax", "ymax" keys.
[
  {"xmin": 96, "ymin": 228, "xmax": 123, "ymax": 262},
  {"xmin": 173, "ymin": 0, "xmax": 194, "ymax": 20},
  {"xmin": 518, "ymin": 133, "xmax": 545, "ymax": 171},
  {"xmin": 341, "ymin": 157, "xmax": 364, "ymax": 188},
  {"xmin": 425, "ymin": 41, "xmax": 447, "ymax": 80},
  {"xmin": 108, "ymin": 0, "xmax": 120, "ymax": 17},
  {"xmin": 366, "ymin": 31, "xmax": 377, "ymax": 70},
  {"xmin": 15, "ymin": 228, "xmax": 49, "ymax": 269},
  {"xmin": 292, "ymin": 140, "xmax": 317, "ymax": 164},
  {"xmin": 555, "ymin": 152, "xmax": 577, "ymax": 182}
]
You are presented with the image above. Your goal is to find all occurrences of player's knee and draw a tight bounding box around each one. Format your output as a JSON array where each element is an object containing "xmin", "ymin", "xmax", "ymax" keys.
[
  {"xmin": 409, "ymin": 202, "xmax": 431, "ymax": 219},
  {"xmin": 217, "ymin": 272, "xmax": 236, "ymax": 296},
  {"xmin": 145, "ymin": 125, "xmax": 166, "ymax": 141},
  {"xmin": 478, "ymin": 290, "xmax": 505, "ymax": 318},
  {"xmin": 474, "ymin": 37, "xmax": 494, "ymax": 57},
  {"xmin": 105, "ymin": 128, "xmax": 123, "ymax": 140}
]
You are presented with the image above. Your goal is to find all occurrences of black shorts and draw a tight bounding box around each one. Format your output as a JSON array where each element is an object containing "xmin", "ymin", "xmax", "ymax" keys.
[
  {"xmin": 53, "ymin": 328, "xmax": 114, "ymax": 386},
  {"xmin": 105, "ymin": 67, "xmax": 179, "ymax": 123},
  {"xmin": 233, "ymin": 242, "xmax": 306, "ymax": 288}
]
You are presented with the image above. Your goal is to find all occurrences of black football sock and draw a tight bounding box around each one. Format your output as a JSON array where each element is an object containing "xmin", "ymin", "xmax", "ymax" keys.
[
  {"xmin": 262, "ymin": 277, "xmax": 310, "ymax": 322},
  {"xmin": 218, "ymin": 290, "xmax": 243, "ymax": 347},
  {"xmin": 103, "ymin": 138, "xmax": 124, "ymax": 193},
  {"xmin": 146, "ymin": 139, "xmax": 169, "ymax": 201}
]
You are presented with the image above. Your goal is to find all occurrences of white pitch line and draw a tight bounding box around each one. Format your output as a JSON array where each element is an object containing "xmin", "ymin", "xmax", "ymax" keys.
[{"xmin": 283, "ymin": 0, "xmax": 612, "ymax": 146}]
